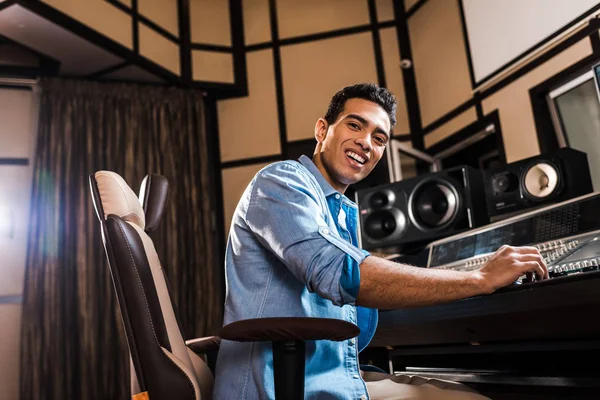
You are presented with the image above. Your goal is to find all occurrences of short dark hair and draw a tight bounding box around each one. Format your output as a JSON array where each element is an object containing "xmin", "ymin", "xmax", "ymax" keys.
[{"xmin": 324, "ymin": 83, "xmax": 397, "ymax": 129}]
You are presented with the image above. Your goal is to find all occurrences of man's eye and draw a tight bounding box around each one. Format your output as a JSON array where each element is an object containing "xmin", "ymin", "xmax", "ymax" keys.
[
  {"xmin": 374, "ymin": 136, "xmax": 387, "ymax": 145},
  {"xmin": 348, "ymin": 122, "xmax": 360, "ymax": 130}
]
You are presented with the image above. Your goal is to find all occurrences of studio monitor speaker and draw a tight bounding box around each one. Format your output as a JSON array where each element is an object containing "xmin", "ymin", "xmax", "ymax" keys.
[
  {"xmin": 483, "ymin": 147, "xmax": 593, "ymax": 219},
  {"xmin": 355, "ymin": 165, "xmax": 489, "ymax": 252}
]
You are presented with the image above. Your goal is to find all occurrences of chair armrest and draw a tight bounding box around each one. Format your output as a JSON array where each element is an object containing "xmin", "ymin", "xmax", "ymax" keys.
[
  {"xmin": 219, "ymin": 317, "xmax": 359, "ymax": 342},
  {"xmin": 185, "ymin": 336, "xmax": 221, "ymax": 354}
]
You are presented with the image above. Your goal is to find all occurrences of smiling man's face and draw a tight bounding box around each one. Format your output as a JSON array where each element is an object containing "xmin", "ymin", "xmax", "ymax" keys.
[{"xmin": 313, "ymin": 98, "xmax": 391, "ymax": 193}]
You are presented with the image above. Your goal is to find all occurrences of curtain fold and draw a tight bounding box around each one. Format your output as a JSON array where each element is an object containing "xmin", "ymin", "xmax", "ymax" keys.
[{"xmin": 20, "ymin": 78, "xmax": 222, "ymax": 400}]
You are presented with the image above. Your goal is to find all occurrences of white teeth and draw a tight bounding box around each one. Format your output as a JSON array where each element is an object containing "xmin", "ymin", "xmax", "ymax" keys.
[{"xmin": 346, "ymin": 151, "xmax": 366, "ymax": 164}]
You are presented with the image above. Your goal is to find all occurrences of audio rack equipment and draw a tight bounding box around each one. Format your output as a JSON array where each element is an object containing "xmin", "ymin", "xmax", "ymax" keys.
[{"xmin": 426, "ymin": 191, "xmax": 600, "ymax": 282}]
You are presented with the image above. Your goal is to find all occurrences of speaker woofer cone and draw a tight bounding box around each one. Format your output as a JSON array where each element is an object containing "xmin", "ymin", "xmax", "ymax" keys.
[
  {"xmin": 522, "ymin": 161, "xmax": 560, "ymax": 200},
  {"xmin": 410, "ymin": 180, "xmax": 460, "ymax": 230},
  {"xmin": 364, "ymin": 209, "xmax": 406, "ymax": 240}
]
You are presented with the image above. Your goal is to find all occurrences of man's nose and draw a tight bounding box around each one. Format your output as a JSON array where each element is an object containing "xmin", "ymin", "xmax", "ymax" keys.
[{"xmin": 355, "ymin": 132, "xmax": 372, "ymax": 150}]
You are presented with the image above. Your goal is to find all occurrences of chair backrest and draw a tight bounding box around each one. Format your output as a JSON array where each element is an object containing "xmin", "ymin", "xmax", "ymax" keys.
[{"xmin": 89, "ymin": 171, "xmax": 212, "ymax": 400}]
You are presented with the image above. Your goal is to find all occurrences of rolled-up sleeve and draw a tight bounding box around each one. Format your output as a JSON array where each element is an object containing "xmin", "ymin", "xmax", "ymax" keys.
[
  {"xmin": 244, "ymin": 162, "xmax": 368, "ymax": 306},
  {"xmin": 339, "ymin": 249, "xmax": 371, "ymax": 299}
]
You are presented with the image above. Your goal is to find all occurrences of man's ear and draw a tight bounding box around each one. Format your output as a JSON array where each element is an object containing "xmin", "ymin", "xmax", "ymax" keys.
[{"xmin": 315, "ymin": 118, "xmax": 328, "ymax": 143}]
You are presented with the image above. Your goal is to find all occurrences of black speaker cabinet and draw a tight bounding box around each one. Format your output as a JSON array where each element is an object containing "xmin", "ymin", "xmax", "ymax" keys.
[
  {"xmin": 355, "ymin": 165, "xmax": 489, "ymax": 253},
  {"xmin": 482, "ymin": 147, "xmax": 593, "ymax": 220}
]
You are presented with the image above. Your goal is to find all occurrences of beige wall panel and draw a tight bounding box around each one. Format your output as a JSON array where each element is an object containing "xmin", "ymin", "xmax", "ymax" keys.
[
  {"xmin": 380, "ymin": 27, "xmax": 409, "ymax": 134},
  {"xmin": 222, "ymin": 163, "xmax": 269, "ymax": 236},
  {"xmin": 0, "ymin": 305, "xmax": 22, "ymax": 400},
  {"xmin": 409, "ymin": 0, "xmax": 472, "ymax": 127},
  {"xmin": 190, "ymin": 0, "xmax": 231, "ymax": 45},
  {"xmin": 0, "ymin": 89, "xmax": 37, "ymax": 297},
  {"xmin": 243, "ymin": 0, "xmax": 271, "ymax": 45},
  {"xmin": 139, "ymin": 24, "xmax": 180, "ymax": 75},
  {"xmin": 405, "ymin": 0, "xmax": 420, "ymax": 11},
  {"xmin": 42, "ymin": 0, "xmax": 132, "ymax": 48},
  {"xmin": 217, "ymin": 50, "xmax": 280, "ymax": 162},
  {"xmin": 0, "ymin": 89, "xmax": 35, "ymax": 158},
  {"xmin": 424, "ymin": 107, "xmax": 477, "ymax": 148},
  {"xmin": 483, "ymin": 39, "xmax": 592, "ymax": 163},
  {"xmin": 376, "ymin": 0, "xmax": 395, "ymax": 22},
  {"xmin": 281, "ymin": 33, "xmax": 379, "ymax": 142},
  {"xmin": 192, "ymin": 50, "xmax": 234, "ymax": 83},
  {"xmin": 276, "ymin": 0, "xmax": 369, "ymax": 39},
  {"xmin": 138, "ymin": 0, "xmax": 178, "ymax": 36},
  {"xmin": 0, "ymin": 166, "xmax": 34, "ymax": 296}
]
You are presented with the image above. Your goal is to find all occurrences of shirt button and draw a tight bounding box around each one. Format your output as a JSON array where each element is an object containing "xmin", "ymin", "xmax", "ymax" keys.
[
  {"xmin": 360, "ymin": 395, "xmax": 367, "ymax": 400},
  {"xmin": 322, "ymin": 228, "xmax": 329, "ymax": 235},
  {"xmin": 353, "ymin": 374, "xmax": 360, "ymax": 379},
  {"xmin": 335, "ymin": 194, "xmax": 340, "ymax": 199},
  {"xmin": 349, "ymin": 338, "xmax": 355, "ymax": 345}
]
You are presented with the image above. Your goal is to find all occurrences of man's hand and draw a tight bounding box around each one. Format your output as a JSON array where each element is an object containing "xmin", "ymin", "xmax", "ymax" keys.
[
  {"xmin": 357, "ymin": 245, "xmax": 549, "ymax": 309},
  {"xmin": 475, "ymin": 245, "xmax": 549, "ymax": 294}
]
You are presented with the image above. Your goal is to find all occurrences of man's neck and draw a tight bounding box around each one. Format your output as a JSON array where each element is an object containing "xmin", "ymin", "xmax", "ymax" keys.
[{"xmin": 311, "ymin": 154, "xmax": 348, "ymax": 194}]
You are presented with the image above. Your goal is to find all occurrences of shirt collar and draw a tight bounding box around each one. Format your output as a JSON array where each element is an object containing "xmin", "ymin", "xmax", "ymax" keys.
[{"xmin": 299, "ymin": 154, "xmax": 349, "ymax": 201}]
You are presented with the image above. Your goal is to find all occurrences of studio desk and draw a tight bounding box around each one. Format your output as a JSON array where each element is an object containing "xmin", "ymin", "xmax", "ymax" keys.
[{"xmin": 362, "ymin": 193, "xmax": 600, "ymax": 398}]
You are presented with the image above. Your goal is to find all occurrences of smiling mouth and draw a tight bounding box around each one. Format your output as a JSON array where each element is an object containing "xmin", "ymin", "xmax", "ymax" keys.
[{"xmin": 346, "ymin": 150, "xmax": 367, "ymax": 165}]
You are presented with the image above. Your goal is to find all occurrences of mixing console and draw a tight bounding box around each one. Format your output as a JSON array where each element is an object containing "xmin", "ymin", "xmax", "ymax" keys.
[{"xmin": 425, "ymin": 192, "xmax": 600, "ymax": 282}]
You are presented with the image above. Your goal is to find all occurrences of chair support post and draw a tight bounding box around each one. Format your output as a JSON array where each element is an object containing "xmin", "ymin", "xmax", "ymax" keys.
[{"xmin": 272, "ymin": 340, "xmax": 305, "ymax": 400}]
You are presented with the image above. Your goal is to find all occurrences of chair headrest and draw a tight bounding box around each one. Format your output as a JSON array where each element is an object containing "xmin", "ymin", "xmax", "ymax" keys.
[
  {"xmin": 138, "ymin": 174, "xmax": 169, "ymax": 234},
  {"xmin": 93, "ymin": 171, "xmax": 145, "ymax": 229}
]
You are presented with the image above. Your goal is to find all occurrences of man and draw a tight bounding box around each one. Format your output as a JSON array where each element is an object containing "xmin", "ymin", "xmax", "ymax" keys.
[{"xmin": 213, "ymin": 83, "xmax": 548, "ymax": 399}]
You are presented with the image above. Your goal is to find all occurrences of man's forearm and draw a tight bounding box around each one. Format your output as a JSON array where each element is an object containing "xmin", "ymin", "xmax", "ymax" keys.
[{"xmin": 355, "ymin": 255, "xmax": 491, "ymax": 309}]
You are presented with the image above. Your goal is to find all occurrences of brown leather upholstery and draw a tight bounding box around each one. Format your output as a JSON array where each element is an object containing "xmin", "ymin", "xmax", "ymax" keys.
[{"xmin": 139, "ymin": 174, "xmax": 169, "ymax": 234}]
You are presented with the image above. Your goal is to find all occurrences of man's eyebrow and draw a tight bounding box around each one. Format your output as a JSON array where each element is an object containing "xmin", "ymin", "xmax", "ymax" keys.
[{"xmin": 345, "ymin": 113, "xmax": 390, "ymax": 138}]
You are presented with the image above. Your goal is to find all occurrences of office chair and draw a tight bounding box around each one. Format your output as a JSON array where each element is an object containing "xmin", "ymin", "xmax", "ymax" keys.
[{"xmin": 89, "ymin": 171, "xmax": 359, "ymax": 400}]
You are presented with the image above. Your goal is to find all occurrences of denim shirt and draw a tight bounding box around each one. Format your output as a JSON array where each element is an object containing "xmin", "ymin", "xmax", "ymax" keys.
[{"xmin": 213, "ymin": 155, "xmax": 378, "ymax": 400}]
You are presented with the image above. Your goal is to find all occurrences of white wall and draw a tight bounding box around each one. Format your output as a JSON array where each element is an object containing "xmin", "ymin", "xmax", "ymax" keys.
[
  {"xmin": 462, "ymin": 0, "xmax": 600, "ymax": 83},
  {"xmin": 0, "ymin": 86, "xmax": 39, "ymax": 400}
]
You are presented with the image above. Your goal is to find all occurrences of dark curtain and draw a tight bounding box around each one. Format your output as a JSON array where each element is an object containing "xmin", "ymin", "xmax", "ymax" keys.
[{"xmin": 20, "ymin": 78, "xmax": 222, "ymax": 400}]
